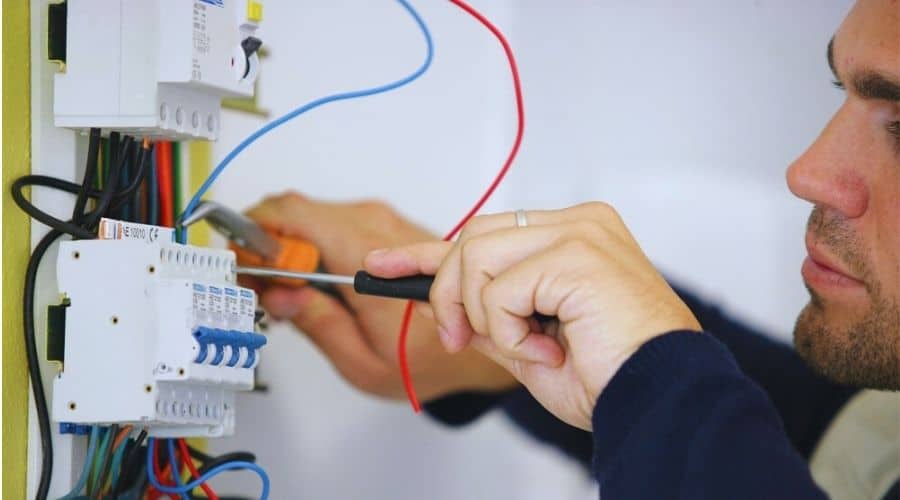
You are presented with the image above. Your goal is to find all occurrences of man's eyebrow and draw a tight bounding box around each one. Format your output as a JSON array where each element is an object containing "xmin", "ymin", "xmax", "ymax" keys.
[
  {"xmin": 827, "ymin": 37, "xmax": 838, "ymax": 82},
  {"xmin": 853, "ymin": 72, "xmax": 900, "ymax": 102},
  {"xmin": 827, "ymin": 36, "xmax": 900, "ymax": 102}
]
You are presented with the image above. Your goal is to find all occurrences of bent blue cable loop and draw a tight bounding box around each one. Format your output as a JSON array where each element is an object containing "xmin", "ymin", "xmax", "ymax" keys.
[
  {"xmin": 146, "ymin": 438, "xmax": 271, "ymax": 499},
  {"xmin": 178, "ymin": 0, "xmax": 434, "ymax": 243}
]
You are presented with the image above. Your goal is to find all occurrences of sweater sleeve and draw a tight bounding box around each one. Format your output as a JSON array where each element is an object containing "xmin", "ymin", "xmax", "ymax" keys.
[
  {"xmin": 592, "ymin": 331, "xmax": 828, "ymax": 499},
  {"xmin": 425, "ymin": 283, "xmax": 856, "ymax": 473}
]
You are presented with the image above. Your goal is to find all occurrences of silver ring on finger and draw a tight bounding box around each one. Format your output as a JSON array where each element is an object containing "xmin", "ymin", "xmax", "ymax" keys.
[{"xmin": 515, "ymin": 209, "xmax": 528, "ymax": 228}]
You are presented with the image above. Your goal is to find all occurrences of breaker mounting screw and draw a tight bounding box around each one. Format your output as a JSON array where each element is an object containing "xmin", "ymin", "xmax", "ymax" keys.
[
  {"xmin": 68, "ymin": 402, "xmax": 76, "ymax": 410},
  {"xmin": 144, "ymin": 385, "xmax": 152, "ymax": 393},
  {"xmin": 148, "ymin": 265, "xmax": 156, "ymax": 274},
  {"xmin": 72, "ymin": 251, "xmax": 80, "ymax": 259},
  {"xmin": 111, "ymin": 316, "xmax": 119, "ymax": 325}
]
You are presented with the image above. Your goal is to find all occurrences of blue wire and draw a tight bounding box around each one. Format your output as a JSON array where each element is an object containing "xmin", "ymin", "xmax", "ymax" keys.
[
  {"xmin": 167, "ymin": 439, "xmax": 189, "ymax": 500},
  {"xmin": 146, "ymin": 438, "xmax": 270, "ymax": 499},
  {"xmin": 177, "ymin": 0, "xmax": 434, "ymax": 243},
  {"xmin": 59, "ymin": 426, "xmax": 100, "ymax": 500}
]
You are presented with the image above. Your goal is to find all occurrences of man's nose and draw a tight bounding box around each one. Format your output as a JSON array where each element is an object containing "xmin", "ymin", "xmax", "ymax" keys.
[{"xmin": 786, "ymin": 103, "xmax": 869, "ymax": 219}]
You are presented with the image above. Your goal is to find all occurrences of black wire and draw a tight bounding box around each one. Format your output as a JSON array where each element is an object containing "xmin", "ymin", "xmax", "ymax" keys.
[
  {"xmin": 81, "ymin": 135, "xmax": 132, "ymax": 230},
  {"xmin": 197, "ymin": 451, "xmax": 257, "ymax": 476},
  {"xmin": 111, "ymin": 430, "xmax": 147, "ymax": 497},
  {"xmin": 16, "ymin": 134, "xmax": 137, "ymax": 500},
  {"xmin": 187, "ymin": 444, "xmax": 214, "ymax": 463},
  {"xmin": 11, "ymin": 137, "xmax": 135, "ymax": 240},
  {"xmin": 12, "ymin": 143, "xmax": 152, "ymax": 210},
  {"xmin": 72, "ymin": 128, "xmax": 101, "ymax": 226},
  {"xmin": 107, "ymin": 142, "xmax": 152, "ymax": 213},
  {"xmin": 25, "ymin": 228, "xmax": 64, "ymax": 500},
  {"xmin": 11, "ymin": 178, "xmax": 97, "ymax": 239}
]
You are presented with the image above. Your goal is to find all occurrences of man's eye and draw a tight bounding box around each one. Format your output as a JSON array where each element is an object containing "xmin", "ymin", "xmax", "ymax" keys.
[
  {"xmin": 832, "ymin": 79, "xmax": 845, "ymax": 90},
  {"xmin": 888, "ymin": 121, "xmax": 900, "ymax": 141}
]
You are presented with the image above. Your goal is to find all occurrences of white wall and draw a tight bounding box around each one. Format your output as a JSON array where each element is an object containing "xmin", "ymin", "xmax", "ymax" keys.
[{"xmin": 207, "ymin": 1, "xmax": 852, "ymax": 498}]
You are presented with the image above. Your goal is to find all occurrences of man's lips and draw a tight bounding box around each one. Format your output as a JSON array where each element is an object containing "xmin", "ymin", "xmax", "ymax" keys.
[{"xmin": 802, "ymin": 241, "xmax": 865, "ymax": 289}]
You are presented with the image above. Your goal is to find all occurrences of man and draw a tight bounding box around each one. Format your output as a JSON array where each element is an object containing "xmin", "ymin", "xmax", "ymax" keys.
[{"xmin": 245, "ymin": 0, "xmax": 899, "ymax": 497}]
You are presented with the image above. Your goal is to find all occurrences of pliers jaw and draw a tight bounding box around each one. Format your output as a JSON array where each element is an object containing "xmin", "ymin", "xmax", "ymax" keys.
[{"xmin": 179, "ymin": 201, "xmax": 281, "ymax": 260}]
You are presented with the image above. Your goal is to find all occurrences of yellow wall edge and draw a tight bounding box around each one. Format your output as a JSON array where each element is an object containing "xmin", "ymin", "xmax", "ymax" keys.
[{"xmin": 2, "ymin": 1, "xmax": 33, "ymax": 499}]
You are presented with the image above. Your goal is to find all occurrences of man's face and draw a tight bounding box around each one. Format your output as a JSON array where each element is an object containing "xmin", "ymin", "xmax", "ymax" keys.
[{"xmin": 786, "ymin": 0, "xmax": 900, "ymax": 390}]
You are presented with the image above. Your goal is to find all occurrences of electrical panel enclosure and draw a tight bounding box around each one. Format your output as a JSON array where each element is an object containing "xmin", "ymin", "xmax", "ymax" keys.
[
  {"xmin": 52, "ymin": 221, "xmax": 266, "ymax": 437},
  {"xmin": 54, "ymin": 0, "xmax": 264, "ymax": 140}
]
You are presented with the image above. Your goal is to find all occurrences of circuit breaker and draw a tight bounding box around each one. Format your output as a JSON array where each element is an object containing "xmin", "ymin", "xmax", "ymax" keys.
[
  {"xmin": 51, "ymin": 219, "xmax": 266, "ymax": 437},
  {"xmin": 54, "ymin": 0, "xmax": 264, "ymax": 140}
]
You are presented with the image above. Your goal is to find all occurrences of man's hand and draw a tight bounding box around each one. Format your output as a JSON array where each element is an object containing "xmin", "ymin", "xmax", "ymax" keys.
[
  {"xmin": 365, "ymin": 202, "xmax": 702, "ymax": 429},
  {"xmin": 244, "ymin": 192, "xmax": 516, "ymax": 401}
]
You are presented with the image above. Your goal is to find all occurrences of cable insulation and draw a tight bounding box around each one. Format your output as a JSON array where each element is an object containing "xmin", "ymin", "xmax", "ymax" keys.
[
  {"xmin": 178, "ymin": 438, "xmax": 219, "ymax": 500},
  {"xmin": 157, "ymin": 141, "xmax": 174, "ymax": 227},
  {"xmin": 397, "ymin": 0, "xmax": 526, "ymax": 411},
  {"xmin": 59, "ymin": 426, "xmax": 100, "ymax": 500},
  {"xmin": 177, "ymin": 0, "xmax": 434, "ymax": 243},
  {"xmin": 146, "ymin": 439, "xmax": 270, "ymax": 500}
]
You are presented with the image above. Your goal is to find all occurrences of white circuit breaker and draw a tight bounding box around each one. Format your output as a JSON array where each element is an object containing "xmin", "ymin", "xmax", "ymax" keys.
[
  {"xmin": 51, "ymin": 219, "xmax": 265, "ymax": 437},
  {"xmin": 54, "ymin": 0, "xmax": 264, "ymax": 140}
]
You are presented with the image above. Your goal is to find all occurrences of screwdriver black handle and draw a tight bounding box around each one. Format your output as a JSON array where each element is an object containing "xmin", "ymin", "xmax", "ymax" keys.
[
  {"xmin": 353, "ymin": 271, "xmax": 433, "ymax": 302},
  {"xmin": 352, "ymin": 271, "xmax": 555, "ymax": 323}
]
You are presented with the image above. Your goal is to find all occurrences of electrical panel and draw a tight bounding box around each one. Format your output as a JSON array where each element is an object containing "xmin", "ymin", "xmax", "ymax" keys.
[
  {"xmin": 54, "ymin": 0, "xmax": 264, "ymax": 140},
  {"xmin": 51, "ymin": 219, "xmax": 266, "ymax": 438}
]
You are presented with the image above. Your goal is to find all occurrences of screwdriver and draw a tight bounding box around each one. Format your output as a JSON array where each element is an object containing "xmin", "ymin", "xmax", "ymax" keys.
[
  {"xmin": 235, "ymin": 266, "xmax": 435, "ymax": 302},
  {"xmin": 235, "ymin": 265, "xmax": 555, "ymax": 322}
]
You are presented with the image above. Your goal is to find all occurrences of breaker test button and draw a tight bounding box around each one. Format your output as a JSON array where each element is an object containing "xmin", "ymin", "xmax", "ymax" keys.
[{"xmin": 247, "ymin": 0, "xmax": 264, "ymax": 22}]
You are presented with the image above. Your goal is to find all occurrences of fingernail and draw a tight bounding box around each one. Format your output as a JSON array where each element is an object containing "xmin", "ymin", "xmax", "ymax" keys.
[
  {"xmin": 369, "ymin": 248, "xmax": 390, "ymax": 257},
  {"xmin": 437, "ymin": 326, "xmax": 453, "ymax": 350}
]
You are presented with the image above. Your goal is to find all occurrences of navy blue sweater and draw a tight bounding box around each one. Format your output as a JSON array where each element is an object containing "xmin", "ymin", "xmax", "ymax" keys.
[{"xmin": 425, "ymin": 287, "xmax": 860, "ymax": 498}]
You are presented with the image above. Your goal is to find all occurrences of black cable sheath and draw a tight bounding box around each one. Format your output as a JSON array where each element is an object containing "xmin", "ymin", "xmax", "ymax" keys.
[
  {"xmin": 197, "ymin": 451, "xmax": 257, "ymax": 475},
  {"xmin": 25, "ymin": 228, "xmax": 64, "ymax": 500},
  {"xmin": 112, "ymin": 430, "xmax": 148, "ymax": 497},
  {"xmin": 72, "ymin": 128, "xmax": 101, "ymax": 226},
  {"xmin": 14, "ymin": 143, "xmax": 151, "ymax": 208},
  {"xmin": 81, "ymin": 136, "xmax": 131, "ymax": 230},
  {"xmin": 11, "ymin": 178, "xmax": 97, "ymax": 239}
]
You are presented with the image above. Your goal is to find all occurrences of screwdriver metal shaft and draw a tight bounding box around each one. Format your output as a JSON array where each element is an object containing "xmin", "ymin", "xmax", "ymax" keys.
[
  {"xmin": 234, "ymin": 265, "xmax": 434, "ymax": 302},
  {"xmin": 235, "ymin": 266, "xmax": 355, "ymax": 285}
]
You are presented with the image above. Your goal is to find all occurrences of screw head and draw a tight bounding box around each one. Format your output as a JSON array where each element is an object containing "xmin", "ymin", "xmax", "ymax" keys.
[
  {"xmin": 68, "ymin": 401, "xmax": 76, "ymax": 410},
  {"xmin": 72, "ymin": 251, "xmax": 80, "ymax": 259},
  {"xmin": 148, "ymin": 265, "xmax": 156, "ymax": 274},
  {"xmin": 111, "ymin": 316, "xmax": 119, "ymax": 325},
  {"xmin": 144, "ymin": 385, "xmax": 153, "ymax": 393}
]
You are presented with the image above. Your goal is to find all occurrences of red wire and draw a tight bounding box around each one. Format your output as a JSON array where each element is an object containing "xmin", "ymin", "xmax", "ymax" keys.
[
  {"xmin": 398, "ymin": 0, "xmax": 526, "ymax": 412},
  {"xmin": 157, "ymin": 141, "xmax": 174, "ymax": 227},
  {"xmin": 152, "ymin": 440, "xmax": 169, "ymax": 486},
  {"xmin": 178, "ymin": 438, "xmax": 219, "ymax": 500}
]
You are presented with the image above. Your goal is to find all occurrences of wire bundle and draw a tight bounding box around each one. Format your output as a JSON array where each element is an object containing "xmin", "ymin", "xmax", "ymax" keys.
[
  {"xmin": 12, "ymin": 130, "xmax": 266, "ymax": 499},
  {"xmin": 14, "ymin": 0, "xmax": 517, "ymax": 496}
]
